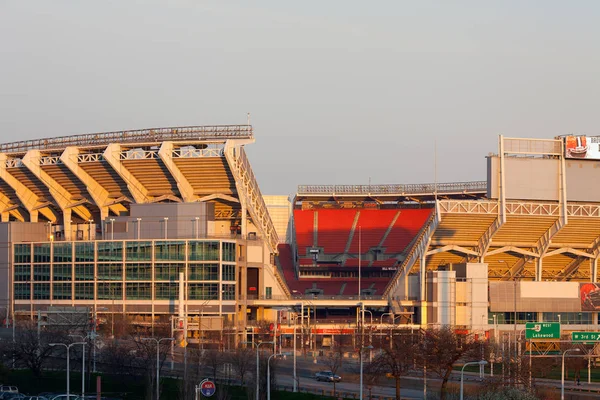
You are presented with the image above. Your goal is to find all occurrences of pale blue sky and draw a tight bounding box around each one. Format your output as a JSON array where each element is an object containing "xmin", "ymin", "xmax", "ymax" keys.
[{"xmin": 1, "ymin": 1, "xmax": 599, "ymax": 195}]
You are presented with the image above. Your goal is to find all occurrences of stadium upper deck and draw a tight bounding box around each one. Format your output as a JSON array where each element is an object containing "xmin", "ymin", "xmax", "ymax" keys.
[{"xmin": 0, "ymin": 125, "xmax": 279, "ymax": 253}]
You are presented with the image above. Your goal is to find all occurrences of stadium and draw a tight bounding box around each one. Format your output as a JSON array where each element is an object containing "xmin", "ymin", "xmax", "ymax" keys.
[{"xmin": 1, "ymin": 126, "xmax": 600, "ymax": 347}]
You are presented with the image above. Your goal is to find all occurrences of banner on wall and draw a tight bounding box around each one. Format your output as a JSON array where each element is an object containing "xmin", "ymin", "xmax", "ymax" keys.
[
  {"xmin": 564, "ymin": 135, "xmax": 600, "ymax": 159},
  {"xmin": 580, "ymin": 283, "xmax": 600, "ymax": 311}
]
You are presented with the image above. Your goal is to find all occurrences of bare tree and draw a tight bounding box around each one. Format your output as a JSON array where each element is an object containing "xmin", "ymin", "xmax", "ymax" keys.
[
  {"xmin": 324, "ymin": 342, "xmax": 344, "ymax": 398},
  {"xmin": 422, "ymin": 327, "xmax": 484, "ymax": 400},
  {"xmin": 371, "ymin": 329, "xmax": 418, "ymax": 400},
  {"xmin": 5, "ymin": 321, "xmax": 67, "ymax": 377},
  {"xmin": 230, "ymin": 347, "xmax": 254, "ymax": 386},
  {"xmin": 203, "ymin": 349, "xmax": 223, "ymax": 381}
]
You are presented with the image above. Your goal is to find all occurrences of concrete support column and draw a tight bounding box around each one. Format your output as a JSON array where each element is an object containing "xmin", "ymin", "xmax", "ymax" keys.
[
  {"xmin": 535, "ymin": 258, "xmax": 543, "ymax": 282},
  {"xmin": 420, "ymin": 252, "xmax": 427, "ymax": 327},
  {"xmin": 0, "ymin": 212, "xmax": 9, "ymax": 222},
  {"xmin": 592, "ymin": 258, "xmax": 598, "ymax": 283},
  {"xmin": 30, "ymin": 210, "xmax": 39, "ymax": 222},
  {"xmin": 63, "ymin": 209, "xmax": 72, "ymax": 241}
]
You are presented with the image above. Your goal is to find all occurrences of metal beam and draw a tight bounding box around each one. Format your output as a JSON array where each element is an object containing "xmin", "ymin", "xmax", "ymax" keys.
[
  {"xmin": 485, "ymin": 246, "xmax": 538, "ymax": 258},
  {"xmin": 544, "ymin": 247, "xmax": 594, "ymax": 259},
  {"xmin": 426, "ymin": 244, "xmax": 478, "ymax": 257},
  {"xmin": 478, "ymin": 216, "xmax": 503, "ymax": 262}
]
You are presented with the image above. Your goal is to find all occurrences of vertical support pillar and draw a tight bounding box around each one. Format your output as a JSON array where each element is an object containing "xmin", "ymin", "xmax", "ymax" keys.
[
  {"xmin": 592, "ymin": 258, "xmax": 598, "ymax": 283},
  {"xmin": 1, "ymin": 212, "xmax": 9, "ymax": 222},
  {"xmin": 420, "ymin": 252, "xmax": 427, "ymax": 327},
  {"xmin": 30, "ymin": 210, "xmax": 39, "ymax": 222},
  {"xmin": 63, "ymin": 209, "xmax": 72, "ymax": 241},
  {"xmin": 535, "ymin": 258, "xmax": 543, "ymax": 282}
]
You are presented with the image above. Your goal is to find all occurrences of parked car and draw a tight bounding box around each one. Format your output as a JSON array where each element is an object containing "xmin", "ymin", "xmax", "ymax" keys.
[
  {"xmin": 48, "ymin": 395, "xmax": 80, "ymax": 400},
  {"xmin": 315, "ymin": 370, "xmax": 341, "ymax": 382},
  {"xmin": 0, "ymin": 394, "xmax": 23, "ymax": 400},
  {"xmin": 0, "ymin": 387, "xmax": 18, "ymax": 394},
  {"xmin": 23, "ymin": 396, "xmax": 48, "ymax": 400}
]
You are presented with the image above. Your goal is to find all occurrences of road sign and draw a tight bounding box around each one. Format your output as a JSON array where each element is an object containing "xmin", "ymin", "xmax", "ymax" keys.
[
  {"xmin": 525, "ymin": 322, "xmax": 561, "ymax": 339},
  {"xmin": 571, "ymin": 331, "xmax": 600, "ymax": 342},
  {"xmin": 200, "ymin": 379, "xmax": 216, "ymax": 397}
]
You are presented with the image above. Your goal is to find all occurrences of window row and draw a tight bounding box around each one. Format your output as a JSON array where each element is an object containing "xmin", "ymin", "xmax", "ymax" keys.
[
  {"xmin": 14, "ymin": 241, "xmax": 235, "ymax": 263},
  {"xmin": 14, "ymin": 282, "xmax": 236, "ymax": 301},
  {"xmin": 14, "ymin": 263, "xmax": 236, "ymax": 282}
]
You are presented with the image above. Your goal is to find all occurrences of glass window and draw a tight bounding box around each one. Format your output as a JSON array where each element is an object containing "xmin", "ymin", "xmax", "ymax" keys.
[
  {"xmin": 97, "ymin": 241, "xmax": 123, "ymax": 262},
  {"xmin": 188, "ymin": 241, "xmax": 219, "ymax": 261},
  {"xmin": 126, "ymin": 263, "xmax": 152, "ymax": 281},
  {"xmin": 53, "ymin": 264, "xmax": 72, "ymax": 281},
  {"xmin": 266, "ymin": 287, "xmax": 272, "ymax": 299},
  {"xmin": 97, "ymin": 283, "xmax": 122, "ymax": 300},
  {"xmin": 126, "ymin": 283, "xmax": 152, "ymax": 300},
  {"xmin": 75, "ymin": 264, "xmax": 95, "ymax": 281},
  {"xmin": 74, "ymin": 283, "xmax": 94, "ymax": 300},
  {"xmin": 155, "ymin": 264, "xmax": 185, "ymax": 281},
  {"xmin": 14, "ymin": 265, "xmax": 30, "ymax": 282},
  {"xmin": 155, "ymin": 283, "xmax": 179, "ymax": 300},
  {"xmin": 14, "ymin": 283, "xmax": 30, "ymax": 300},
  {"xmin": 97, "ymin": 263, "xmax": 123, "ymax": 281},
  {"xmin": 222, "ymin": 264, "xmax": 235, "ymax": 281},
  {"xmin": 53, "ymin": 283, "xmax": 72, "ymax": 300},
  {"xmin": 542, "ymin": 312, "xmax": 592, "ymax": 325},
  {"xmin": 75, "ymin": 242, "xmax": 95, "ymax": 262},
  {"xmin": 126, "ymin": 241, "xmax": 153, "ymax": 261},
  {"xmin": 33, "ymin": 243, "xmax": 51, "ymax": 263},
  {"xmin": 155, "ymin": 241, "xmax": 186, "ymax": 261},
  {"xmin": 222, "ymin": 242, "xmax": 236, "ymax": 262},
  {"xmin": 14, "ymin": 244, "xmax": 31, "ymax": 263},
  {"xmin": 33, "ymin": 283, "xmax": 50, "ymax": 300},
  {"xmin": 188, "ymin": 263, "xmax": 218, "ymax": 281},
  {"xmin": 33, "ymin": 265, "xmax": 50, "ymax": 281},
  {"xmin": 188, "ymin": 283, "xmax": 218, "ymax": 300},
  {"xmin": 223, "ymin": 284, "xmax": 235, "ymax": 300},
  {"xmin": 53, "ymin": 243, "xmax": 72, "ymax": 263}
]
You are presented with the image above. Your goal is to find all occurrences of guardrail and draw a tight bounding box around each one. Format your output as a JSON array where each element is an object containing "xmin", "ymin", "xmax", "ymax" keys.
[
  {"xmin": 0, "ymin": 125, "xmax": 253, "ymax": 153},
  {"xmin": 297, "ymin": 181, "xmax": 487, "ymax": 196}
]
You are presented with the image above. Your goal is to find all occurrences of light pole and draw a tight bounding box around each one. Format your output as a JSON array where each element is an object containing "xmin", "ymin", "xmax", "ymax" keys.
[
  {"xmin": 195, "ymin": 216, "xmax": 200, "ymax": 239},
  {"xmin": 359, "ymin": 345, "xmax": 374, "ymax": 400},
  {"xmin": 267, "ymin": 353, "xmax": 288, "ymax": 400},
  {"xmin": 69, "ymin": 335, "xmax": 87, "ymax": 396},
  {"xmin": 50, "ymin": 342, "xmax": 87, "ymax": 397},
  {"xmin": 163, "ymin": 217, "xmax": 169, "ymax": 239},
  {"xmin": 460, "ymin": 360, "xmax": 488, "ymax": 400},
  {"xmin": 562, "ymin": 348, "xmax": 581, "ymax": 400},
  {"xmin": 142, "ymin": 337, "xmax": 174, "ymax": 400},
  {"xmin": 109, "ymin": 218, "xmax": 115, "ymax": 240},
  {"xmin": 136, "ymin": 217, "xmax": 142, "ymax": 239},
  {"xmin": 242, "ymin": 341, "xmax": 274, "ymax": 400}
]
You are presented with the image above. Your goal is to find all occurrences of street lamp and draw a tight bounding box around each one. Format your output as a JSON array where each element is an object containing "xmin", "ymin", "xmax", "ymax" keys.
[
  {"xmin": 136, "ymin": 218, "xmax": 142, "ymax": 239},
  {"xmin": 109, "ymin": 218, "xmax": 115, "ymax": 240},
  {"xmin": 562, "ymin": 348, "xmax": 581, "ymax": 400},
  {"xmin": 460, "ymin": 360, "xmax": 488, "ymax": 400},
  {"xmin": 50, "ymin": 342, "xmax": 87, "ymax": 397},
  {"xmin": 267, "ymin": 353, "xmax": 289, "ymax": 400},
  {"xmin": 163, "ymin": 217, "xmax": 169, "ymax": 239},
  {"xmin": 142, "ymin": 337, "xmax": 174, "ymax": 400},
  {"xmin": 242, "ymin": 341, "xmax": 274, "ymax": 400},
  {"xmin": 359, "ymin": 345, "xmax": 374, "ymax": 400},
  {"xmin": 69, "ymin": 335, "xmax": 87, "ymax": 396},
  {"xmin": 195, "ymin": 216, "xmax": 200, "ymax": 239}
]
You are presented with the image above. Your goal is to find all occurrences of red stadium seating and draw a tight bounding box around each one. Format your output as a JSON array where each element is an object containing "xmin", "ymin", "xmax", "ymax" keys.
[
  {"xmin": 277, "ymin": 244, "xmax": 297, "ymax": 282},
  {"xmin": 382, "ymin": 209, "xmax": 432, "ymax": 253},
  {"xmin": 293, "ymin": 210, "xmax": 315, "ymax": 257},
  {"xmin": 317, "ymin": 209, "xmax": 356, "ymax": 253},
  {"xmin": 371, "ymin": 259, "xmax": 398, "ymax": 267},
  {"xmin": 347, "ymin": 210, "xmax": 396, "ymax": 253}
]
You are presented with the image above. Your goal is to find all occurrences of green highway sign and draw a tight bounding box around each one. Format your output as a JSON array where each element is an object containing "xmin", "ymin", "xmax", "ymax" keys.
[
  {"xmin": 525, "ymin": 322, "xmax": 561, "ymax": 339},
  {"xmin": 571, "ymin": 332, "xmax": 600, "ymax": 343}
]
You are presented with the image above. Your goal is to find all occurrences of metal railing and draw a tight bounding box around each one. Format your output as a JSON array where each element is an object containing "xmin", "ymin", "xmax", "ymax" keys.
[
  {"xmin": 0, "ymin": 125, "xmax": 253, "ymax": 154},
  {"xmin": 297, "ymin": 181, "xmax": 487, "ymax": 195}
]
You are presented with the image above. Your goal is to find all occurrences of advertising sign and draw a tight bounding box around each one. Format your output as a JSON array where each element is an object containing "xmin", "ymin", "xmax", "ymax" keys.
[
  {"xmin": 580, "ymin": 283, "xmax": 600, "ymax": 311},
  {"xmin": 525, "ymin": 322, "xmax": 561, "ymax": 339},
  {"xmin": 564, "ymin": 135, "xmax": 600, "ymax": 160}
]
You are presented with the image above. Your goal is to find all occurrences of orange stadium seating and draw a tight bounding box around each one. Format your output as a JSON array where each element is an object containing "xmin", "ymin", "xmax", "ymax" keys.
[
  {"xmin": 382, "ymin": 209, "xmax": 432, "ymax": 253},
  {"xmin": 316, "ymin": 209, "xmax": 356, "ymax": 253},
  {"xmin": 293, "ymin": 210, "xmax": 315, "ymax": 257}
]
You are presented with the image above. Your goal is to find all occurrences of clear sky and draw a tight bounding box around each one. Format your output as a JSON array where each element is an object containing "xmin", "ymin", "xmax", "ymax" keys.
[{"xmin": 1, "ymin": 1, "xmax": 599, "ymax": 195}]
